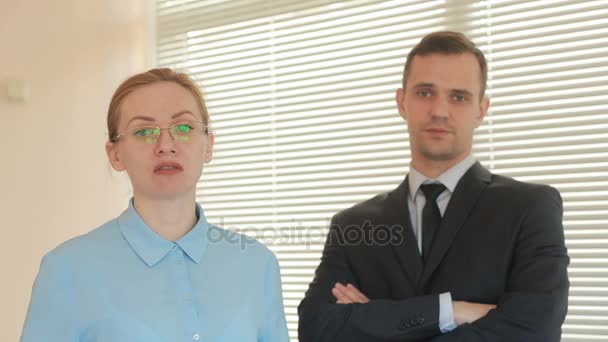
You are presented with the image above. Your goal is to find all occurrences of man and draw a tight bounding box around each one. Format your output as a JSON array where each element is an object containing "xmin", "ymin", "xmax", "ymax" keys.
[{"xmin": 298, "ymin": 31, "xmax": 569, "ymax": 341}]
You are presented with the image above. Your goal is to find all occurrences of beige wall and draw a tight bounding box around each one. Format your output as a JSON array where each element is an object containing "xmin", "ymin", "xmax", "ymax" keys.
[{"xmin": 0, "ymin": 0, "xmax": 149, "ymax": 340}]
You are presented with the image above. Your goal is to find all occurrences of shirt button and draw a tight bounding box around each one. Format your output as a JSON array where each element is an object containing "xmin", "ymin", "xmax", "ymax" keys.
[
  {"xmin": 172, "ymin": 245, "xmax": 178, "ymax": 251},
  {"xmin": 193, "ymin": 333, "xmax": 200, "ymax": 340}
]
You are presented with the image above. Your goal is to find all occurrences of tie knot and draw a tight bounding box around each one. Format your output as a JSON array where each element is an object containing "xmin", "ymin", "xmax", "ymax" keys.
[{"xmin": 420, "ymin": 183, "xmax": 446, "ymax": 201}]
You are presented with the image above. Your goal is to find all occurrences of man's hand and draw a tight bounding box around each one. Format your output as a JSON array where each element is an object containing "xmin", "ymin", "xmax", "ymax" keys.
[
  {"xmin": 331, "ymin": 284, "xmax": 495, "ymax": 325},
  {"xmin": 332, "ymin": 283, "xmax": 370, "ymax": 304},
  {"xmin": 453, "ymin": 301, "xmax": 497, "ymax": 325}
]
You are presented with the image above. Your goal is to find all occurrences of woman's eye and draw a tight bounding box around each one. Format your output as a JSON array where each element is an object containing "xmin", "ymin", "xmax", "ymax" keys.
[
  {"xmin": 135, "ymin": 128, "xmax": 154, "ymax": 137},
  {"xmin": 177, "ymin": 124, "xmax": 192, "ymax": 133}
]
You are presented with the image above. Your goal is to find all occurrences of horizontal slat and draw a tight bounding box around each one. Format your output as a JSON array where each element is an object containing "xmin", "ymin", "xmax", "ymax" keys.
[{"xmin": 160, "ymin": 1, "xmax": 608, "ymax": 341}]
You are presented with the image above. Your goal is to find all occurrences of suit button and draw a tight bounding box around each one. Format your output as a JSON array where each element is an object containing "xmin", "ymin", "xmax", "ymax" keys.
[{"xmin": 417, "ymin": 317, "xmax": 425, "ymax": 324}]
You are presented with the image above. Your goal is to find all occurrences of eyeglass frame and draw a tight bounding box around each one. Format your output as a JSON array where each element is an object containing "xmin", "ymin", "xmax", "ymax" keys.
[{"xmin": 110, "ymin": 121, "xmax": 212, "ymax": 144}]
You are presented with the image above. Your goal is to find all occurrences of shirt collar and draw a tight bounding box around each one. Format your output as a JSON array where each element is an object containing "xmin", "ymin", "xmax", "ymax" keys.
[
  {"xmin": 118, "ymin": 198, "xmax": 209, "ymax": 267},
  {"xmin": 408, "ymin": 153, "xmax": 477, "ymax": 196}
]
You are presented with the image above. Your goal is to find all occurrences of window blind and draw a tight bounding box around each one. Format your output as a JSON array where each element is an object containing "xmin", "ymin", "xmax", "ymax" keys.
[
  {"xmin": 468, "ymin": 1, "xmax": 608, "ymax": 340},
  {"xmin": 156, "ymin": 0, "xmax": 608, "ymax": 340}
]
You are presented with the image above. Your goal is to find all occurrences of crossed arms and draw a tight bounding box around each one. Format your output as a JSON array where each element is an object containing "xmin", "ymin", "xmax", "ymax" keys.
[{"xmin": 298, "ymin": 187, "xmax": 569, "ymax": 342}]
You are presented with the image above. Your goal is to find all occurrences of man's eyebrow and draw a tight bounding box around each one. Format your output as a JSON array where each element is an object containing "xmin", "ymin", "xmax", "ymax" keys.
[
  {"xmin": 412, "ymin": 83, "xmax": 473, "ymax": 96},
  {"xmin": 451, "ymin": 89, "xmax": 474, "ymax": 97},
  {"xmin": 412, "ymin": 82, "xmax": 435, "ymax": 88}
]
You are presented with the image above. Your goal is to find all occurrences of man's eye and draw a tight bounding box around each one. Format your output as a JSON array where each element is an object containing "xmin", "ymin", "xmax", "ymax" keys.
[
  {"xmin": 453, "ymin": 95, "xmax": 466, "ymax": 102},
  {"xmin": 417, "ymin": 90, "xmax": 432, "ymax": 98}
]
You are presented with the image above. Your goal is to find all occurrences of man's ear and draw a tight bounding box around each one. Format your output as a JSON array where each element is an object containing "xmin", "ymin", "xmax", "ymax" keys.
[
  {"xmin": 396, "ymin": 88, "xmax": 407, "ymax": 121},
  {"xmin": 476, "ymin": 96, "xmax": 490, "ymax": 128},
  {"xmin": 204, "ymin": 133, "xmax": 214, "ymax": 163},
  {"xmin": 106, "ymin": 141, "xmax": 125, "ymax": 172}
]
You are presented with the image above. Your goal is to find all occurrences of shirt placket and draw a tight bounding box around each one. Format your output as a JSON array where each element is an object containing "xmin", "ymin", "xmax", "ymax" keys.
[{"xmin": 171, "ymin": 244, "xmax": 201, "ymax": 341}]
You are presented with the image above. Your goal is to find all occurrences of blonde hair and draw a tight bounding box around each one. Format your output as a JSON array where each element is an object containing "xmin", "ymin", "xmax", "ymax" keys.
[{"xmin": 107, "ymin": 68, "xmax": 209, "ymax": 141}]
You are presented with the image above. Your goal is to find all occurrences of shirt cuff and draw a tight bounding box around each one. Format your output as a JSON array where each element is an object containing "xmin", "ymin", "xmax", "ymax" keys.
[{"xmin": 439, "ymin": 292, "xmax": 457, "ymax": 333}]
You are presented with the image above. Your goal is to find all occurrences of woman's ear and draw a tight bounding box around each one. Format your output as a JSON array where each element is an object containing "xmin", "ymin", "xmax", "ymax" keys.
[
  {"xmin": 204, "ymin": 133, "xmax": 214, "ymax": 163},
  {"xmin": 106, "ymin": 141, "xmax": 126, "ymax": 171}
]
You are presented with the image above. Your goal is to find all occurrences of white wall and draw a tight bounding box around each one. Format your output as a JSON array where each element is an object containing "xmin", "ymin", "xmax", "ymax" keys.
[{"xmin": 0, "ymin": 0, "xmax": 149, "ymax": 340}]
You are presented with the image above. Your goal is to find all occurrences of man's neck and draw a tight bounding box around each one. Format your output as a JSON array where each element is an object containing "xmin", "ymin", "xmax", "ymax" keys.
[
  {"xmin": 133, "ymin": 194, "xmax": 198, "ymax": 241},
  {"xmin": 411, "ymin": 153, "xmax": 470, "ymax": 179}
]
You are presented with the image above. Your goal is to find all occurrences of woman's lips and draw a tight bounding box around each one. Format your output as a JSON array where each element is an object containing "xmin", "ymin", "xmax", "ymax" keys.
[{"xmin": 154, "ymin": 162, "xmax": 183, "ymax": 174}]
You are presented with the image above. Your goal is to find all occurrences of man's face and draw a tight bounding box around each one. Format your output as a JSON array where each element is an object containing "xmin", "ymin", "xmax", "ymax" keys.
[{"xmin": 396, "ymin": 53, "xmax": 489, "ymax": 165}]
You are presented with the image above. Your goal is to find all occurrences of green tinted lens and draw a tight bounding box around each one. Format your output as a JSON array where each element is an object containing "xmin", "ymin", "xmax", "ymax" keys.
[
  {"xmin": 170, "ymin": 124, "xmax": 193, "ymax": 142},
  {"xmin": 133, "ymin": 127, "xmax": 160, "ymax": 144},
  {"xmin": 177, "ymin": 124, "xmax": 191, "ymax": 133}
]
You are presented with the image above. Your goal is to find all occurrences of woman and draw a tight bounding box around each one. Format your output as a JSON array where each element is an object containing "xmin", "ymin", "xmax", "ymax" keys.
[{"xmin": 21, "ymin": 68, "xmax": 289, "ymax": 342}]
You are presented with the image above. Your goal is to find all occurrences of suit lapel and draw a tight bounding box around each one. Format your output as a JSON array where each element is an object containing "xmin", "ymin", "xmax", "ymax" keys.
[
  {"xmin": 419, "ymin": 162, "xmax": 492, "ymax": 287},
  {"xmin": 387, "ymin": 177, "xmax": 423, "ymax": 291}
]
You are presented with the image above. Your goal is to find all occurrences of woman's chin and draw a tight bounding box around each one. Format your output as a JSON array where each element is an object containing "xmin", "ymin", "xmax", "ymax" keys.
[{"xmin": 133, "ymin": 187, "xmax": 197, "ymax": 201}]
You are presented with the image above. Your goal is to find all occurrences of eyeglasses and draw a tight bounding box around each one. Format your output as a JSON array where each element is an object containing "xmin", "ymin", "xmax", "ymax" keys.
[{"xmin": 111, "ymin": 121, "xmax": 210, "ymax": 144}]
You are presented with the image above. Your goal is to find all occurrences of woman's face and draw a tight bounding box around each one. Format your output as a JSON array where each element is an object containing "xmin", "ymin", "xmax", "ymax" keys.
[{"xmin": 106, "ymin": 81, "xmax": 213, "ymax": 201}]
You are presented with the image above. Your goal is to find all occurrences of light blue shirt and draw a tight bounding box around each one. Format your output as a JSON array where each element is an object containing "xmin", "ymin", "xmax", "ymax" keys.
[
  {"xmin": 21, "ymin": 199, "xmax": 290, "ymax": 342},
  {"xmin": 407, "ymin": 154, "xmax": 477, "ymax": 333}
]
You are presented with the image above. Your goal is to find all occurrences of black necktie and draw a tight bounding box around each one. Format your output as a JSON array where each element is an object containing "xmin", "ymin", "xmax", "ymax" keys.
[{"xmin": 420, "ymin": 183, "xmax": 446, "ymax": 262}]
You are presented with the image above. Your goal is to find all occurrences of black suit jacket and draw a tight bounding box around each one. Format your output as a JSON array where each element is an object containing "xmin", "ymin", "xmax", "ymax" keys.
[{"xmin": 298, "ymin": 162, "xmax": 569, "ymax": 342}]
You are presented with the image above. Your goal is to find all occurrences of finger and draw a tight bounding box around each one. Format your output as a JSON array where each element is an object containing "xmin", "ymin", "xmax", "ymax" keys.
[
  {"xmin": 347, "ymin": 283, "xmax": 370, "ymax": 302},
  {"xmin": 332, "ymin": 286, "xmax": 352, "ymax": 303},
  {"xmin": 338, "ymin": 283, "xmax": 365, "ymax": 302},
  {"xmin": 333, "ymin": 283, "xmax": 355, "ymax": 302},
  {"xmin": 334, "ymin": 290, "xmax": 352, "ymax": 303},
  {"xmin": 344, "ymin": 283, "xmax": 366, "ymax": 302},
  {"xmin": 336, "ymin": 283, "xmax": 365, "ymax": 303}
]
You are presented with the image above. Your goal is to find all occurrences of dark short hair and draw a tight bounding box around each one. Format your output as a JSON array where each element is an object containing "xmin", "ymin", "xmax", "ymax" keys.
[{"xmin": 402, "ymin": 31, "xmax": 487, "ymax": 99}]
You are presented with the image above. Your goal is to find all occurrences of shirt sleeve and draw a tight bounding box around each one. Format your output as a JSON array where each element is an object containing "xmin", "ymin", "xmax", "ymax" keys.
[
  {"xmin": 260, "ymin": 252, "xmax": 290, "ymax": 342},
  {"xmin": 439, "ymin": 292, "xmax": 457, "ymax": 333},
  {"xmin": 21, "ymin": 252, "xmax": 80, "ymax": 342}
]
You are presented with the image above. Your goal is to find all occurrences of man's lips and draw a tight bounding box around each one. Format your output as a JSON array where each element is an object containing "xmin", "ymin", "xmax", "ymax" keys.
[
  {"xmin": 426, "ymin": 127, "xmax": 451, "ymax": 134},
  {"xmin": 154, "ymin": 162, "xmax": 183, "ymax": 173}
]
